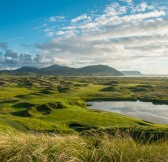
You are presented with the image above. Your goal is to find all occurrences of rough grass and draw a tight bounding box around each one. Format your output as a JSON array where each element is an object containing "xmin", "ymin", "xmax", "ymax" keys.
[{"xmin": 0, "ymin": 132, "xmax": 167, "ymax": 162}]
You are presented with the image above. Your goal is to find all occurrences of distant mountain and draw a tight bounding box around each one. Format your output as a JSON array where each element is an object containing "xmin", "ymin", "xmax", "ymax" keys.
[
  {"xmin": 78, "ymin": 65, "xmax": 123, "ymax": 76},
  {"xmin": 14, "ymin": 67, "xmax": 38, "ymax": 73},
  {"xmin": 0, "ymin": 67, "xmax": 38, "ymax": 74},
  {"xmin": 40, "ymin": 64, "xmax": 68, "ymax": 71},
  {"xmin": 121, "ymin": 71, "xmax": 142, "ymax": 76},
  {"xmin": 0, "ymin": 64, "xmax": 123, "ymax": 76},
  {"xmin": 39, "ymin": 64, "xmax": 77, "ymax": 75}
]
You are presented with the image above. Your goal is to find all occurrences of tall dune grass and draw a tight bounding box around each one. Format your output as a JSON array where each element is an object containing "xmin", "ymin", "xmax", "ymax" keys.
[{"xmin": 0, "ymin": 132, "xmax": 168, "ymax": 162}]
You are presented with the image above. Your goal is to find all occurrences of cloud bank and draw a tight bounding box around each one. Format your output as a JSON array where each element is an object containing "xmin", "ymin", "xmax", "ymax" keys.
[{"xmin": 0, "ymin": 1, "xmax": 168, "ymax": 73}]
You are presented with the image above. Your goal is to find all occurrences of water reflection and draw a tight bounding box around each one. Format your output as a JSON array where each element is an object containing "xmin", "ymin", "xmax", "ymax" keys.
[{"xmin": 87, "ymin": 101, "xmax": 168, "ymax": 124}]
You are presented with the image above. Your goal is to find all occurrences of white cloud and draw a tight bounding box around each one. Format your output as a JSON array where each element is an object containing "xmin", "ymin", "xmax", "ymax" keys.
[
  {"xmin": 46, "ymin": 32, "xmax": 54, "ymax": 37},
  {"xmin": 35, "ymin": 1, "xmax": 168, "ymax": 74},
  {"xmin": 53, "ymin": 57, "xmax": 68, "ymax": 64},
  {"xmin": 104, "ymin": 3, "xmax": 127, "ymax": 16},
  {"xmin": 49, "ymin": 16, "xmax": 64, "ymax": 22},
  {"xmin": 55, "ymin": 31, "xmax": 65, "ymax": 35},
  {"xmin": 44, "ymin": 28, "xmax": 52, "ymax": 32},
  {"xmin": 134, "ymin": 2, "xmax": 155, "ymax": 12},
  {"xmin": 71, "ymin": 14, "xmax": 91, "ymax": 23},
  {"xmin": 121, "ymin": 0, "xmax": 132, "ymax": 3}
]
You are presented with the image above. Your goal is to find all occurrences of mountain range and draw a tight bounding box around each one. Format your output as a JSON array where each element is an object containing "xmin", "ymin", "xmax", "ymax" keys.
[
  {"xmin": 0, "ymin": 64, "xmax": 143, "ymax": 76},
  {"xmin": 0, "ymin": 64, "xmax": 124, "ymax": 76}
]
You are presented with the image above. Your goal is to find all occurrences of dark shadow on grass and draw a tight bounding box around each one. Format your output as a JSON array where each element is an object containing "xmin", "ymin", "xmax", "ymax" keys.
[
  {"xmin": 88, "ymin": 109, "xmax": 102, "ymax": 113},
  {"xmin": 12, "ymin": 102, "xmax": 66, "ymax": 117},
  {"xmin": 100, "ymin": 86, "xmax": 119, "ymax": 92},
  {"xmin": 81, "ymin": 127, "xmax": 168, "ymax": 143},
  {"xmin": 15, "ymin": 94, "xmax": 31, "ymax": 99},
  {"xmin": 136, "ymin": 121, "xmax": 153, "ymax": 126},
  {"xmin": 69, "ymin": 122, "xmax": 97, "ymax": 132},
  {"xmin": 0, "ymin": 99, "xmax": 19, "ymax": 104},
  {"xmin": 129, "ymin": 85, "xmax": 154, "ymax": 92},
  {"xmin": 11, "ymin": 110, "xmax": 29, "ymax": 117},
  {"xmin": 39, "ymin": 89, "xmax": 54, "ymax": 94},
  {"xmin": 13, "ymin": 102, "xmax": 35, "ymax": 109}
]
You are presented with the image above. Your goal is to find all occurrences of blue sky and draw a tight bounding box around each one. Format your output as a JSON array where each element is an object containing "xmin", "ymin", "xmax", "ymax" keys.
[
  {"xmin": 0, "ymin": 0, "xmax": 168, "ymax": 73},
  {"xmin": 0, "ymin": 0, "xmax": 112, "ymax": 45}
]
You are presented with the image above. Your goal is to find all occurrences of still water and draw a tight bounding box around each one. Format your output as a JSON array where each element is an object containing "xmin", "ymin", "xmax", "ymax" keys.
[{"xmin": 87, "ymin": 101, "xmax": 168, "ymax": 124}]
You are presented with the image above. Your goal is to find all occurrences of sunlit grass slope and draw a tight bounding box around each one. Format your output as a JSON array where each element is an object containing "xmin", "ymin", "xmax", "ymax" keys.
[{"xmin": 0, "ymin": 76, "xmax": 168, "ymax": 132}]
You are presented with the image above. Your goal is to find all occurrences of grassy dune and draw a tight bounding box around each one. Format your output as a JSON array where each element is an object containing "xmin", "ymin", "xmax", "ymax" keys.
[
  {"xmin": 0, "ymin": 76, "xmax": 168, "ymax": 161},
  {"xmin": 0, "ymin": 76, "xmax": 168, "ymax": 132},
  {"xmin": 0, "ymin": 132, "xmax": 168, "ymax": 162}
]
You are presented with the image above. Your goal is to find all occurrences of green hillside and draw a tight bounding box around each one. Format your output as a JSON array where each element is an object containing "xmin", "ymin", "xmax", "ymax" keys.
[{"xmin": 0, "ymin": 76, "xmax": 168, "ymax": 134}]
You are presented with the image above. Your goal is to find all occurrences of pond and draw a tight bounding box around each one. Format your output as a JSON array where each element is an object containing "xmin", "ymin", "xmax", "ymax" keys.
[{"xmin": 87, "ymin": 101, "xmax": 168, "ymax": 124}]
